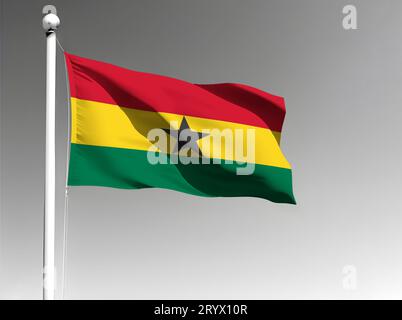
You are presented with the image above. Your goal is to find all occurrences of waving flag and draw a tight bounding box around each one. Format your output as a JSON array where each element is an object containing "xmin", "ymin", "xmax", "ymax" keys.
[{"xmin": 65, "ymin": 53, "xmax": 295, "ymax": 203}]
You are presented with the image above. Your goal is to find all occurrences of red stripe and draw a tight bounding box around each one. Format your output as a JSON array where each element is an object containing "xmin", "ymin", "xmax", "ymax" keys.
[{"xmin": 65, "ymin": 52, "xmax": 286, "ymax": 132}]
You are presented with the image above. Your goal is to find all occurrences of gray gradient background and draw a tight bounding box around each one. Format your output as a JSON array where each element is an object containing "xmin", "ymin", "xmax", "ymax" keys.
[{"xmin": 1, "ymin": 0, "xmax": 401, "ymax": 299}]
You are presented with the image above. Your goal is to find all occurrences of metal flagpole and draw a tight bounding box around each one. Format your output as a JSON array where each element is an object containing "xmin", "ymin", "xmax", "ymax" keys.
[{"xmin": 42, "ymin": 5, "xmax": 60, "ymax": 300}]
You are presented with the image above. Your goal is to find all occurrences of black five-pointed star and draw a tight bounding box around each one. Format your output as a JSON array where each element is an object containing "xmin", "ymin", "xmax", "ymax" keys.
[{"xmin": 163, "ymin": 117, "xmax": 209, "ymax": 158}]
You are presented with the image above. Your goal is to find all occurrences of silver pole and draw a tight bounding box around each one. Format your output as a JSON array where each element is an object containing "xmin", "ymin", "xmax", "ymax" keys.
[{"xmin": 42, "ymin": 5, "xmax": 60, "ymax": 300}]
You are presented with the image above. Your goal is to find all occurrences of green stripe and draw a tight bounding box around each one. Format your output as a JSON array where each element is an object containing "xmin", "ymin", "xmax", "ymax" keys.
[{"xmin": 68, "ymin": 143, "xmax": 296, "ymax": 204}]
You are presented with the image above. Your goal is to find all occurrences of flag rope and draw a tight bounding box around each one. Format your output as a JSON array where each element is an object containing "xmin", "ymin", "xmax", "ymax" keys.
[
  {"xmin": 56, "ymin": 37, "xmax": 65, "ymax": 53},
  {"xmin": 58, "ymin": 38, "xmax": 70, "ymax": 299}
]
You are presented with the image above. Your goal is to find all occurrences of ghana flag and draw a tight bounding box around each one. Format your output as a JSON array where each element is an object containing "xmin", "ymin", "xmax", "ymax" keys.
[{"xmin": 65, "ymin": 53, "xmax": 296, "ymax": 203}]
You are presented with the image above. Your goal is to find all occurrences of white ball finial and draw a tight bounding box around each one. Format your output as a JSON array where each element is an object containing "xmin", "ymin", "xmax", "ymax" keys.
[{"xmin": 42, "ymin": 13, "xmax": 60, "ymax": 31}]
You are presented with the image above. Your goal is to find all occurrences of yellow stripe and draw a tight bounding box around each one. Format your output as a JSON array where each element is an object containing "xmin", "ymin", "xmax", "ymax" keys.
[{"xmin": 71, "ymin": 98, "xmax": 291, "ymax": 169}]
